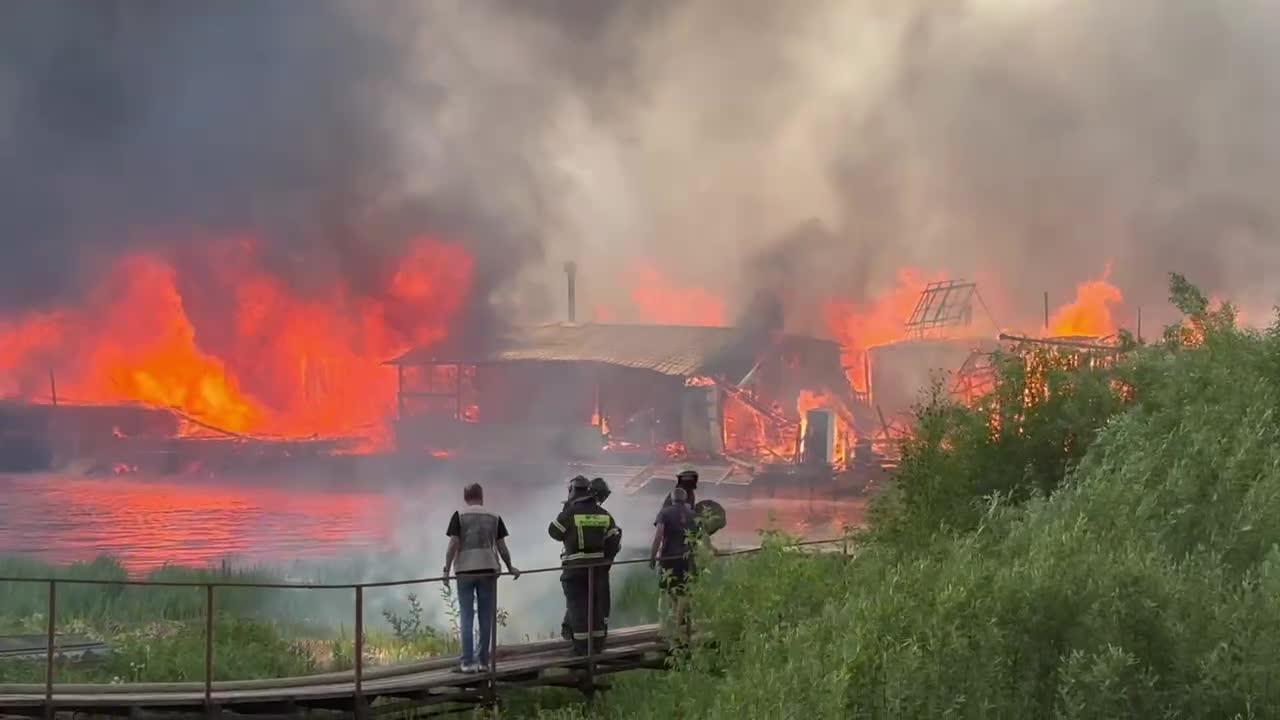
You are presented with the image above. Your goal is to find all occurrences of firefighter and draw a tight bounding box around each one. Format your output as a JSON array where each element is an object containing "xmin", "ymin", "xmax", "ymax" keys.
[
  {"xmin": 590, "ymin": 477, "xmax": 615, "ymax": 631},
  {"xmin": 549, "ymin": 475, "xmax": 622, "ymax": 655},
  {"xmin": 560, "ymin": 477, "xmax": 615, "ymax": 642},
  {"xmin": 590, "ymin": 476, "xmax": 612, "ymax": 505},
  {"xmin": 661, "ymin": 469, "xmax": 699, "ymax": 510}
]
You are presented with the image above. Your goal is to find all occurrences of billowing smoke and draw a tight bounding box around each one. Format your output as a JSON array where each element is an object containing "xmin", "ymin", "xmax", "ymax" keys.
[
  {"xmin": 5, "ymin": 0, "xmax": 1279, "ymax": 343},
  {"xmin": 498, "ymin": 0, "xmax": 1280, "ymax": 329},
  {"xmin": 0, "ymin": 0, "xmax": 562, "ymax": 340}
]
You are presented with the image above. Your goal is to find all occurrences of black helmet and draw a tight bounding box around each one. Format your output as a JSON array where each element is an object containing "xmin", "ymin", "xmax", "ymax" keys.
[
  {"xmin": 677, "ymin": 469, "xmax": 699, "ymax": 489},
  {"xmin": 569, "ymin": 475, "xmax": 590, "ymax": 492},
  {"xmin": 590, "ymin": 477, "xmax": 611, "ymax": 502}
]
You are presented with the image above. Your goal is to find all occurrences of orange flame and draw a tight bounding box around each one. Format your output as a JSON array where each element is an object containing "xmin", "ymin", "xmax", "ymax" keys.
[
  {"xmin": 797, "ymin": 389, "xmax": 850, "ymax": 467},
  {"xmin": 627, "ymin": 264, "xmax": 725, "ymax": 326},
  {"xmin": 1047, "ymin": 265, "xmax": 1123, "ymax": 338},
  {"xmin": 824, "ymin": 269, "xmax": 946, "ymax": 392},
  {"xmin": 0, "ymin": 235, "xmax": 473, "ymax": 447}
]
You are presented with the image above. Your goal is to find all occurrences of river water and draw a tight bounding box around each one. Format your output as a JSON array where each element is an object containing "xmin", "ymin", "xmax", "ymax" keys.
[{"xmin": 0, "ymin": 470, "xmax": 865, "ymax": 575}]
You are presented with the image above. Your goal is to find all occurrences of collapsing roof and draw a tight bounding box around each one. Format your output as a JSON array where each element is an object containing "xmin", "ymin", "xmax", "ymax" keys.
[{"xmin": 387, "ymin": 322, "xmax": 840, "ymax": 379}]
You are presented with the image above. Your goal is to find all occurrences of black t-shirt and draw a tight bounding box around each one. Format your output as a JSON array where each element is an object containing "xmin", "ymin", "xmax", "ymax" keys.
[
  {"xmin": 655, "ymin": 503, "xmax": 697, "ymax": 565},
  {"xmin": 447, "ymin": 510, "xmax": 509, "ymax": 575}
]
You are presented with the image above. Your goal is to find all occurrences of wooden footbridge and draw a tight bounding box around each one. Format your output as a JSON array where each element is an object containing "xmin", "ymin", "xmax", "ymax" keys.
[{"xmin": 0, "ymin": 538, "xmax": 844, "ymax": 718}]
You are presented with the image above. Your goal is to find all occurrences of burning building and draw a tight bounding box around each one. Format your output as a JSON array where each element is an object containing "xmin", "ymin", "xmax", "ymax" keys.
[{"xmin": 386, "ymin": 318, "xmax": 872, "ymax": 495}]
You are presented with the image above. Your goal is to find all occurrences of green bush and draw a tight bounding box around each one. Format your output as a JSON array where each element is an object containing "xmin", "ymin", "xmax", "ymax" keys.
[{"xmin": 530, "ymin": 274, "xmax": 1280, "ymax": 719}]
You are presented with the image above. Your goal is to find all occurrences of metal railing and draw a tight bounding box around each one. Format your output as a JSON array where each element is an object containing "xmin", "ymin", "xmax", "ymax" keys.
[{"xmin": 0, "ymin": 535, "xmax": 851, "ymax": 718}]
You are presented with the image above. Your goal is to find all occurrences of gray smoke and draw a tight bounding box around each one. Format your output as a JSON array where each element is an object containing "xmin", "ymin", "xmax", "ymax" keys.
[
  {"xmin": 4, "ymin": 0, "xmax": 1279, "ymax": 338},
  {"xmin": 0, "ymin": 0, "xmax": 588, "ymax": 341},
  {"xmin": 520, "ymin": 0, "xmax": 1280, "ymax": 330}
]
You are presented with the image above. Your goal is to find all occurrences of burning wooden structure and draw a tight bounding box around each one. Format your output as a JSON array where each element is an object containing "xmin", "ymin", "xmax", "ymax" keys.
[{"xmin": 385, "ymin": 321, "xmax": 874, "ymax": 491}]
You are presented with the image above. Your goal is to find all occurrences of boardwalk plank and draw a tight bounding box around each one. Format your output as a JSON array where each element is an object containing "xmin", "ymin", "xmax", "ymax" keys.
[{"xmin": 0, "ymin": 626, "xmax": 665, "ymax": 715}]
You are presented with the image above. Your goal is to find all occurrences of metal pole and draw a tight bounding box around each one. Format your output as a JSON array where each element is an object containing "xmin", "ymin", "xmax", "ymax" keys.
[
  {"xmin": 355, "ymin": 586, "xmax": 366, "ymax": 720},
  {"xmin": 204, "ymin": 584, "xmax": 215, "ymax": 711},
  {"xmin": 586, "ymin": 567, "xmax": 596, "ymax": 691},
  {"xmin": 1137, "ymin": 306, "xmax": 1143, "ymax": 343},
  {"xmin": 1044, "ymin": 291, "xmax": 1050, "ymax": 329},
  {"xmin": 488, "ymin": 574, "xmax": 499, "ymax": 708},
  {"xmin": 44, "ymin": 580, "xmax": 55, "ymax": 720}
]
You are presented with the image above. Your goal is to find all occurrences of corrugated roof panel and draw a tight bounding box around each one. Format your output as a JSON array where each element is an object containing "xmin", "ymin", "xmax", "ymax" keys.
[
  {"xmin": 388, "ymin": 322, "xmax": 758, "ymax": 376},
  {"xmin": 387, "ymin": 323, "xmax": 842, "ymax": 378}
]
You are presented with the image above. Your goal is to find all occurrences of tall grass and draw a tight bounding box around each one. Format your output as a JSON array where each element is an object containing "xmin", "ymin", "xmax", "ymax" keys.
[
  {"xmin": 0, "ymin": 557, "xmax": 462, "ymax": 683},
  {"xmin": 529, "ymin": 275, "xmax": 1280, "ymax": 719},
  {"xmin": 0, "ymin": 556, "xmax": 284, "ymax": 628}
]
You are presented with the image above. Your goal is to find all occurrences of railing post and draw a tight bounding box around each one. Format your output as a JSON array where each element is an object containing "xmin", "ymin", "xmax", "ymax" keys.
[
  {"xmin": 488, "ymin": 573, "xmax": 499, "ymax": 708},
  {"xmin": 204, "ymin": 584, "xmax": 215, "ymax": 715},
  {"xmin": 586, "ymin": 566, "xmax": 596, "ymax": 692},
  {"xmin": 44, "ymin": 579, "xmax": 55, "ymax": 720},
  {"xmin": 354, "ymin": 585, "xmax": 366, "ymax": 720}
]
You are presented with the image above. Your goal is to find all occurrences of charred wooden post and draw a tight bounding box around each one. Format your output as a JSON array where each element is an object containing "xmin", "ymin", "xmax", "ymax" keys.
[
  {"xmin": 564, "ymin": 261, "xmax": 578, "ymax": 323},
  {"xmin": 454, "ymin": 363, "xmax": 463, "ymax": 421},
  {"xmin": 396, "ymin": 365, "xmax": 405, "ymax": 420}
]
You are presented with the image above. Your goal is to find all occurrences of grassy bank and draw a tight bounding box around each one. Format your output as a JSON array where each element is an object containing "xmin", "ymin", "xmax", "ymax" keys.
[{"xmin": 528, "ymin": 275, "xmax": 1280, "ymax": 719}]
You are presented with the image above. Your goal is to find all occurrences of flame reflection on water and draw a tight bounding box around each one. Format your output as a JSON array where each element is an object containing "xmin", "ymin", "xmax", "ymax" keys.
[
  {"xmin": 0, "ymin": 472, "xmax": 867, "ymax": 574},
  {"xmin": 0, "ymin": 473, "xmax": 393, "ymax": 572}
]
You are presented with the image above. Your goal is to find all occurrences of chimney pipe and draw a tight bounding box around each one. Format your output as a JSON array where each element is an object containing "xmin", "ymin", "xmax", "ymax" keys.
[{"xmin": 564, "ymin": 262, "xmax": 577, "ymax": 323}]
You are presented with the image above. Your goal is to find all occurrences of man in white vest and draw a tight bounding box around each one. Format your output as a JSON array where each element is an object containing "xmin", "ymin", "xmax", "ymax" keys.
[{"xmin": 443, "ymin": 483, "xmax": 520, "ymax": 673}]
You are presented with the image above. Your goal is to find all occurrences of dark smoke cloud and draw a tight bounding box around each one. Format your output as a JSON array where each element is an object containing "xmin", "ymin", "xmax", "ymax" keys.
[
  {"xmin": 0, "ymin": 0, "xmax": 626, "ymax": 342},
  {"xmin": 502, "ymin": 0, "xmax": 1279, "ymax": 331},
  {"xmin": 726, "ymin": 0, "xmax": 1280, "ymax": 329},
  {"xmin": 6, "ymin": 0, "xmax": 1280, "ymax": 337}
]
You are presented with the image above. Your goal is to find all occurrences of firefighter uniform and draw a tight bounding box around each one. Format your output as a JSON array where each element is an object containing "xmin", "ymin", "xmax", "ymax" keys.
[{"xmin": 548, "ymin": 487, "xmax": 622, "ymax": 655}]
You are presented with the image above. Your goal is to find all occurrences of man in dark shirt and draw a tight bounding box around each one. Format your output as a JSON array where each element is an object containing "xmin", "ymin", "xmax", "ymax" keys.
[
  {"xmin": 650, "ymin": 486, "xmax": 697, "ymax": 642},
  {"xmin": 443, "ymin": 484, "xmax": 519, "ymax": 673}
]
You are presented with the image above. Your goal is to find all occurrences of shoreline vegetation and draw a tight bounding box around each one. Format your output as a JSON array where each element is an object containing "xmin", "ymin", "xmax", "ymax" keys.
[{"xmin": 527, "ymin": 274, "xmax": 1280, "ymax": 719}]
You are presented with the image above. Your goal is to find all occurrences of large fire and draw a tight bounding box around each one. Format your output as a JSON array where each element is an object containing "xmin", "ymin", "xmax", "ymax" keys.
[
  {"xmin": 1047, "ymin": 266, "xmax": 1124, "ymax": 338},
  {"xmin": 797, "ymin": 389, "xmax": 849, "ymax": 467},
  {"xmin": 596, "ymin": 264, "xmax": 725, "ymax": 326},
  {"xmin": 824, "ymin": 269, "xmax": 947, "ymax": 392},
  {"xmin": 0, "ymin": 236, "xmax": 472, "ymax": 446}
]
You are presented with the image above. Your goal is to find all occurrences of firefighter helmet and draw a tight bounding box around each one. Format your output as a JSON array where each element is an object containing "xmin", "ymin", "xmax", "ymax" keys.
[{"xmin": 590, "ymin": 477, "xmax": 611, "ymax": 503}]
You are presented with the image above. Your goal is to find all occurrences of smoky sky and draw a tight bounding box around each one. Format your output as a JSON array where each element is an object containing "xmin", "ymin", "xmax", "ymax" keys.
[
  {"xmin": 0, "ymin": 0, "xmax": 605, "ymax": 340},
  {"xmin": 533, "ymin": 0, "xmax": 1280, "ymax": 331},
  {"xmin": 4, "ymin": 0, "xmax": 1280, "ymax": 337}
]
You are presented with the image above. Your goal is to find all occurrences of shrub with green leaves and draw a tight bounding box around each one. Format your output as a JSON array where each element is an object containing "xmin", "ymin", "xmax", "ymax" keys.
[{"xmin": 531, "ymin": 274, "xmax": 1280, "ymax": 720}]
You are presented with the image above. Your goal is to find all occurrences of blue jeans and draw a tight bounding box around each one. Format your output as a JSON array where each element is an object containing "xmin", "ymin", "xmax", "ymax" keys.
[{"xmin": 456, "ymin": 573, "xmax": 496, "ymax": 665}]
